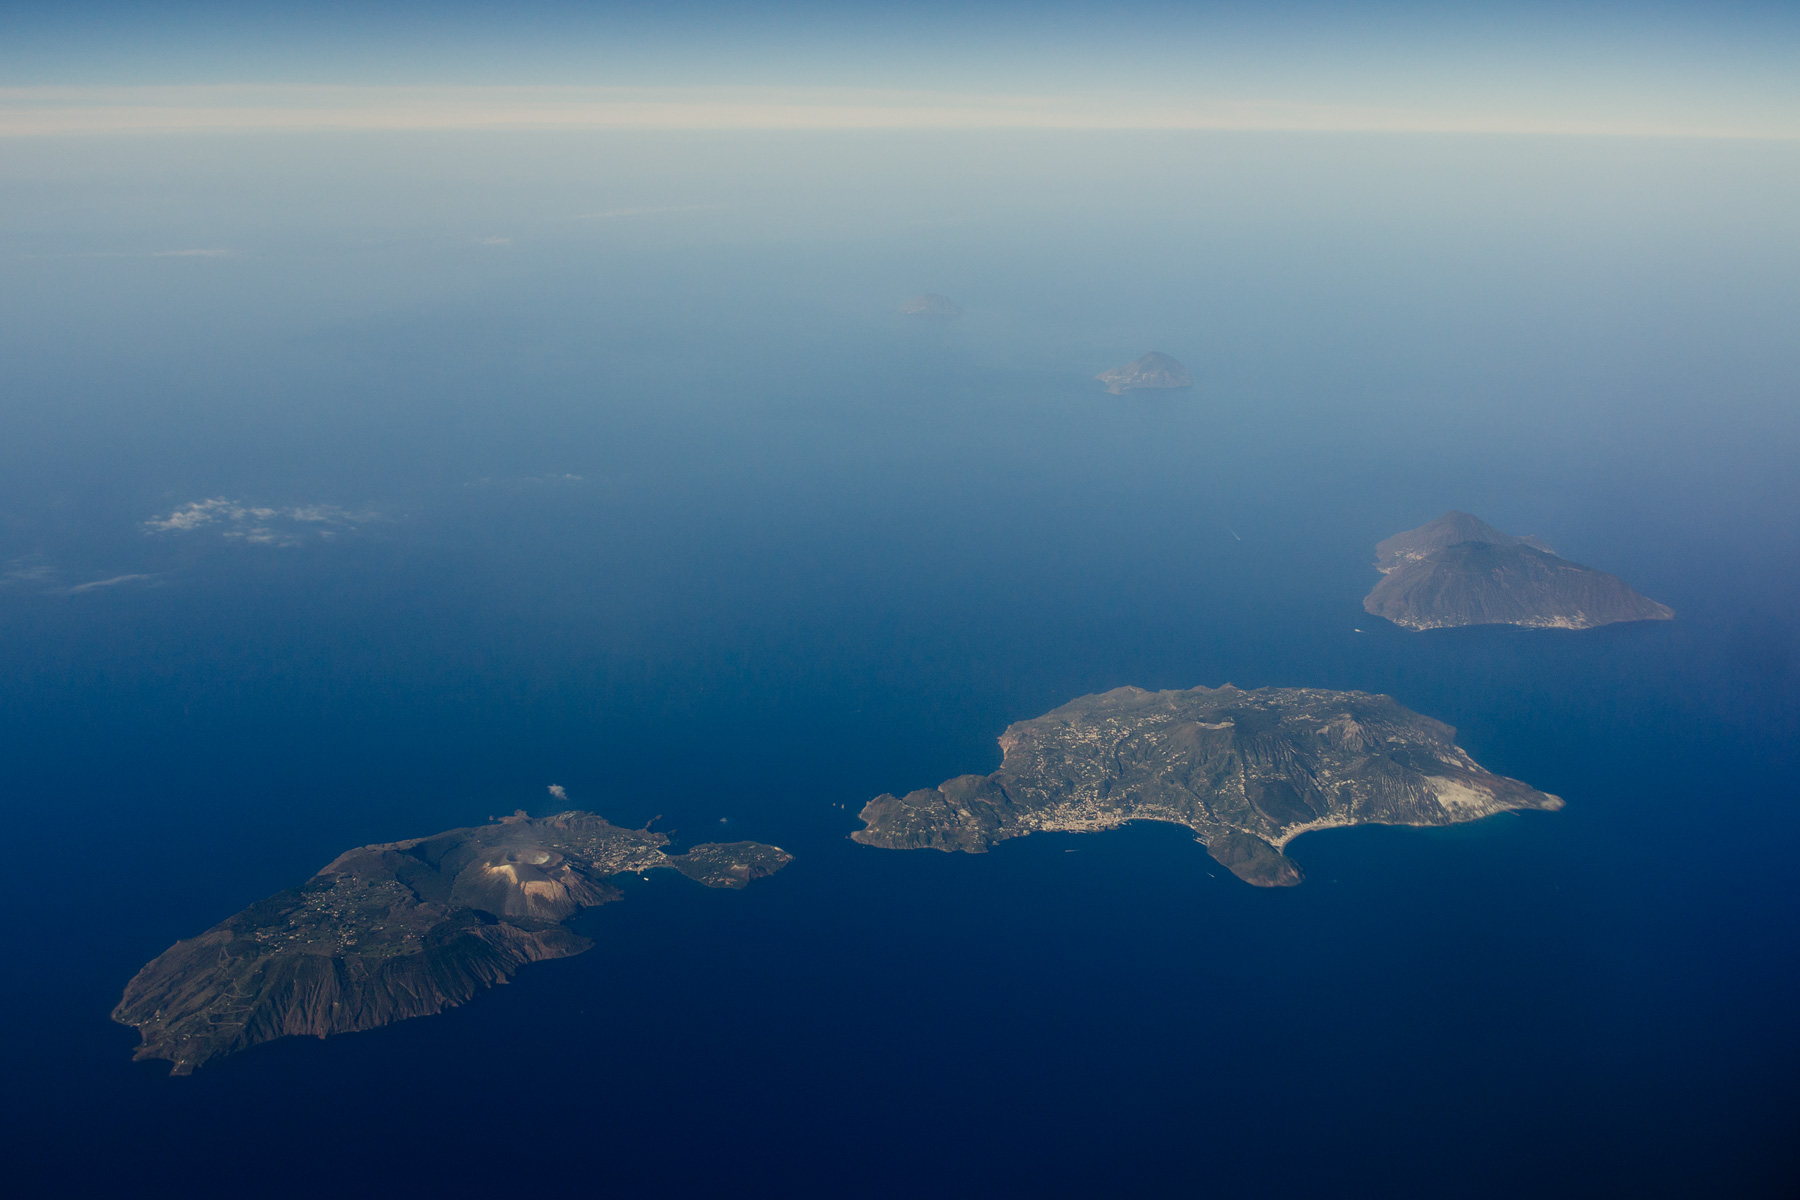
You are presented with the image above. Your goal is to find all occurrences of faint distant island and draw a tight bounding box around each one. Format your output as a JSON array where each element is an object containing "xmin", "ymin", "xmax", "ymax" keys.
[
  {"xmin": 1364, "ymin": 512, "xmax": 1674, "ymax": 631},
  {"xmin": 1096, "ymin": 351, "xmax": 1191, "ymax": 394},
  {"xmin": 114, "ymin": 810, "xmax": 791, "ymax": 1075},
  {"xmin": 899, "ymin": 293, "xmax": 962, "ymax": 318},
  {"xmin": 853, "ymin": 684, "xmax": 1559, "ymax": 886}
]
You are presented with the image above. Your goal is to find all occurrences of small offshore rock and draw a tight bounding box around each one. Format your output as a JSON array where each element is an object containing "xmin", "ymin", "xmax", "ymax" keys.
[
  {"xmin": 899, "ymin": 293, "xmax": 962, "ymax": 318},
  {"xmin": 1096, "ymin": 351, "xmax": 1191, "ymax": 394}
]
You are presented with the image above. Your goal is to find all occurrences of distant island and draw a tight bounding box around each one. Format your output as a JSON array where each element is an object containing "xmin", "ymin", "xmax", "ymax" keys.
[
  {"xmin": 1096, "ymin": 351, "xmax": 1191, "ymax": 394},
  {"xmin": 853, "ymin": 684, "xmax": 1560, "ymax": 885},
  {"xmin": 114, "ymin": 810, "xmax": 791, "ymax": 1075},
  {"xmin": 1364, "ymin": 512, "xmax": 1674, "ymax": 631},
  {"xmin": 899, "ymin": 293, "xmax": 962, "ymax": 317}
]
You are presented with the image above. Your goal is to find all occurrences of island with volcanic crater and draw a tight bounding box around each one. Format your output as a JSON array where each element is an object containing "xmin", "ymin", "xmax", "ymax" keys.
[{"xmin": 114, "ymin": 809, "xmax": 791, "ymax": 1075}]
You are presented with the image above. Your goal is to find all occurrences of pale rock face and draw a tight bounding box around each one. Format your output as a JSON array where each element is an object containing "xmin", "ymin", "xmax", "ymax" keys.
[
  {"xmin": 1096, "ymin": 351, "xmax": 1192, "ymax": 394},
  {"xmin": 854, "ymin": 684, "xmax": 1561, "ymax": 887}
]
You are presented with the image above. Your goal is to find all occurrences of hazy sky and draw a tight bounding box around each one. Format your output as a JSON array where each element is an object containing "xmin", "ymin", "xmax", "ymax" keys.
[{"xmin": 3, "ymin": 1, "xmax": 1798, "ymax": 137}]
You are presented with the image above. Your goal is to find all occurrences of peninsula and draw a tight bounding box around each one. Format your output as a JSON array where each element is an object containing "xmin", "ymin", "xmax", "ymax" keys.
[
  {"xmin": 1364, "ymin": 512, "xmax": 1674, "ymax": 631},
  {"xmin": 1096, "ymin": 351, "xmax": 1191, "ymax": 394},
  {"xmin": 114, "ymin": 810, "xmax": 792, "ymax": 1075},
  {"xmin": 853, "ymin": 684, "xmax": 1560, "ymax": 885}
]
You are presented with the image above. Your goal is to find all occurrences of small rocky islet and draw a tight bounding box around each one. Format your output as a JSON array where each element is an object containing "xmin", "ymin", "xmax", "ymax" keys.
[
  {"xmin": 854, "ymin": 683, "xmax": 1561, "ymax": 885},
  {"xmin": 1364, "ymin": 512, "xmax": 1674, "ymax": 631},
  {"xmin": 114, "ymin": 810, "xmax": 791, "ymax": 1075},
  {"xmin": 1096, "ymin": 351, "xmax": 1191, "ymax": 394},
  {"xmin": 898, "ymin": 292, "xmax": 962, "ymax": 318}
]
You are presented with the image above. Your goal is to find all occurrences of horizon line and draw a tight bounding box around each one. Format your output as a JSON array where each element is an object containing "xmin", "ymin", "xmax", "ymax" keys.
[{"xmin": 3, "ymin": 85, "xmax": 1794, "ymax": 140}]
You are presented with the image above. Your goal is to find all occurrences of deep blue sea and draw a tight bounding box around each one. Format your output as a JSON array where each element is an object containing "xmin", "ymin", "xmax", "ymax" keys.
[{"xmin": 2, "ymin": 133, "xmax": 1796, "ymax": 1195}]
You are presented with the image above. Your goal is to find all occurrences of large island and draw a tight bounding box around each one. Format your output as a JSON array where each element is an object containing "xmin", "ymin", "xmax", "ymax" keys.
[
  {"xmin": 115, "ymin": 810, "xmax": 791, "ymax": 1075},
  {"xmin": 854, "ymin": 684, "xmax": 1560, "ymax": 885}
]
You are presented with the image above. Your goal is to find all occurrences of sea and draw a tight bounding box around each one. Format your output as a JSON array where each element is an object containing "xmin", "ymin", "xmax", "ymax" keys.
[{"xmin": 1, "ymin": 132, "xmax": 1796, "ymax": 1195}]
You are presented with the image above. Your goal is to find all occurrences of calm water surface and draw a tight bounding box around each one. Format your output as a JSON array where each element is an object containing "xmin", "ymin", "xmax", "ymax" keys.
[{"xmin": 2, "ymin": 133, "xmax": 1796, "ymax": 1195}]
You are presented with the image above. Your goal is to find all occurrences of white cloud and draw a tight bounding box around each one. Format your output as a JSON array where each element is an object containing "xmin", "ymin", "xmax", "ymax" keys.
[
  {"xmin": 464, "ymin": 473, "xmax": 584, "ymax": 488},
  {"xmin": 144, "ymin": 497, "xmax": 376, "ymax": 545},
  {"xmin": 547, "ymin": 784, "xmax": 568, "ymax": 801},
  {"xmin": 64, "ymin": 573, "xmax": 158, "ymax": 594},
  {"xmin": 144, "ymin": 497, "xmax": 237, "ymax": 532},
  {"xmin": 573, "ymin": 205, "xmax": 721, "ymax": 220},
  {"xmin": 23, "ymin": 248, "xmax": 235, "ymax": 260},
  {"xmin": 1, "ymin": 559, "xmax": 56, "ymax": 587},
  {"xmin": 3, "ymin": 559, "xmax": 161, "ymax": 596}
]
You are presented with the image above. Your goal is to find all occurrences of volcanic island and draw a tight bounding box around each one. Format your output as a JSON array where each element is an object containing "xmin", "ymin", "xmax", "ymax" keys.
[
  {"xmin": 853, "ymin": 684, "xmax": 1561, "ymax": 885},
  {"xmin": 1364, "ymin": 511, "xmax": 1674, "ymax": 631},
  {"xmin": 114, "ymin": 810, "xmax": 792, "ymax": 1075}
]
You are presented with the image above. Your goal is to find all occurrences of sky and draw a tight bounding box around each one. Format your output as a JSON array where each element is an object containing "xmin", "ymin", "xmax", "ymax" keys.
[{"xmin": 2, "ymin": 1, "xmax": 1798, "ymax": 137}]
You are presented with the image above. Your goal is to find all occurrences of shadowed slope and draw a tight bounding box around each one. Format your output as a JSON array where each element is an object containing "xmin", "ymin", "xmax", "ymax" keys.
[{"xmin": 1367, "ymin": 513, "xmax": 1673, "ymax": 630}]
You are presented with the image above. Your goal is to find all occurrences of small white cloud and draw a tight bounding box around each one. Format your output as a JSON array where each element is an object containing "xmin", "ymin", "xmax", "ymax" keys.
[
  {"xmin": 144, "ymin": 497, "xmax": 236, "ymax": 532},
  {"xmin": 286, "ymin": 504, "xmax": 350, "ymax": 523},
  {"xmin": 547, "ymin": 784, "xmax": 568, "ymax": 801},
  {"xmin": 573, "ymin": 204, "xmax": 720, "ymax": 220},
  {"xmin": 144, "ymin": 497, "xmax": 377, "ymax": 545},
  {"xmin": 1, "ymin": 559, "xmax": 57, "ymax": 587},
  {"xmin": 31, "ymin": 249, "xmax": 235, "ymax": 260},
  {"xmin": 3, "ymin": 559, "xmax": 161, "ymax": 596},
  {"xmin": 463, "ymin": 473, "xmax": 584, "ymax": 489},
  {"xmin": 64, "ymin": 573, "xmax": 158, "ymax": 594}
]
